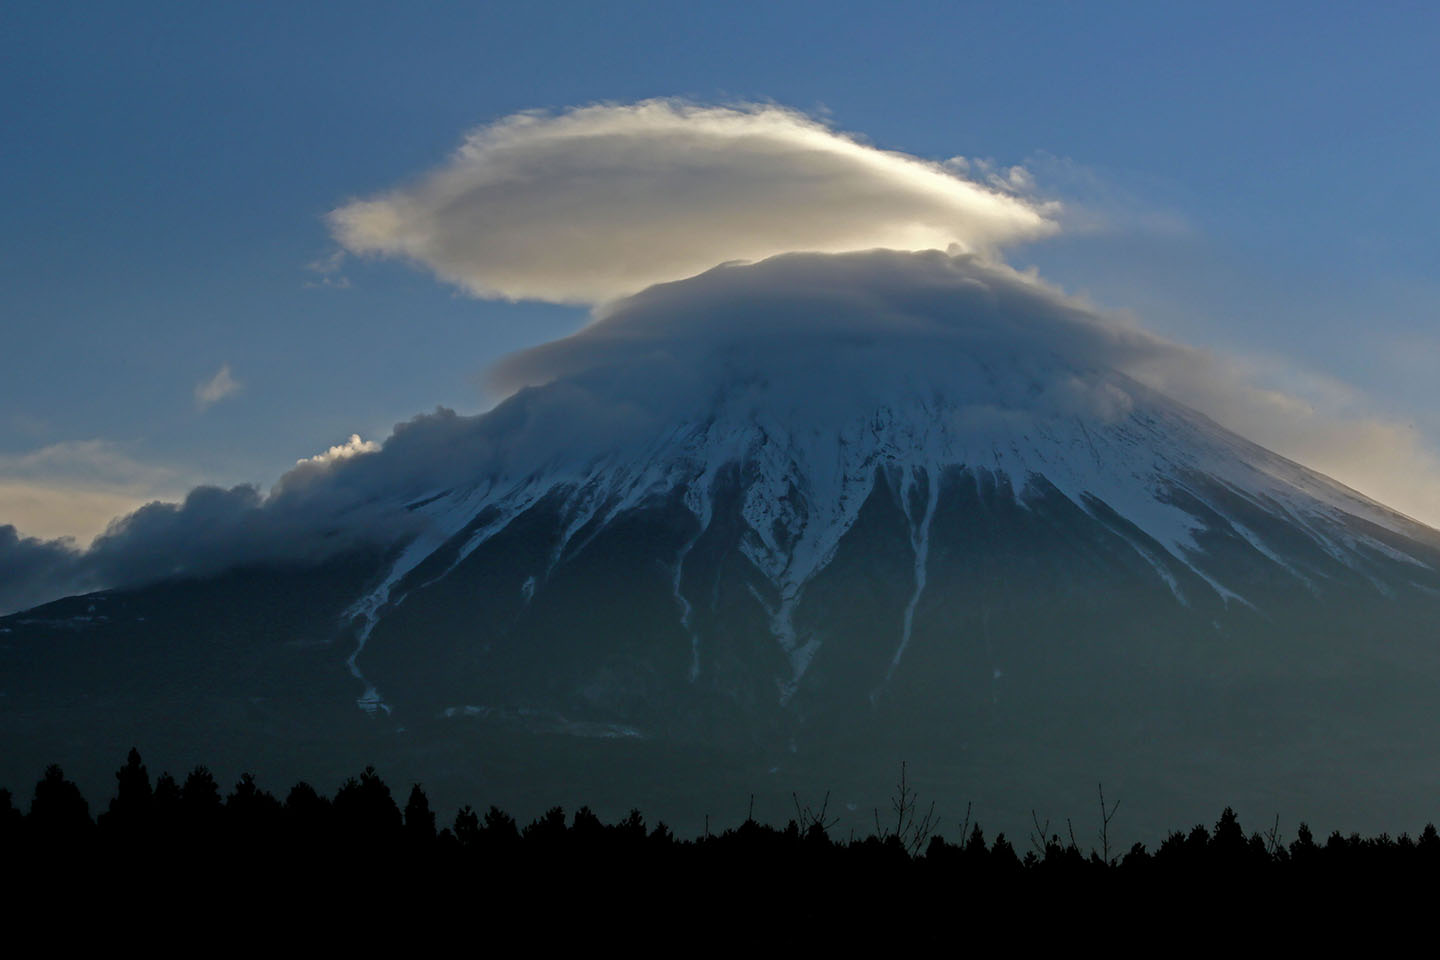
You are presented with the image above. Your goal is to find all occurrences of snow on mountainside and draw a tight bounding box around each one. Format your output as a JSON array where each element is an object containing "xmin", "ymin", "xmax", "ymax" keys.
[{"xmin": 337, "ymin": 251, "xmax": 1438, "ymax": 716}]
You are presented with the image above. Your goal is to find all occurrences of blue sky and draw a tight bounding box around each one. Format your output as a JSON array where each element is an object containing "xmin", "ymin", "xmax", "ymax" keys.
[{"xmin": 3, "ymin": 1, "xmax": 1438, "ymax": 539}]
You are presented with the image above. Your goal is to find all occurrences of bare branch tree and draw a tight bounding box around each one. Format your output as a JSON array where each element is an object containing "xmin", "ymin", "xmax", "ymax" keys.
[
  {"xmin": 1029, "ymin": 809, "xmax": 1052, "ymax": 858},
  {"xmin": 1097, "ymin": 783, "xmax": 1120, "ymax": 865},
  {"xmin": 872, "ymin": 761, "xmax": 941, "ymax": 856},
  {"xmin": 793, "ymin": 791, "xmax": 838, "ymax": 835},
  {"xmin": 1263, "ymin": 814, "xmax": 1283, "ymax": 858}
]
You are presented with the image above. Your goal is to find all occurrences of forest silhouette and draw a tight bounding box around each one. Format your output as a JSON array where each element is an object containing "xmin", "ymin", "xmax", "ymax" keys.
[{"xmin": 5, "ymin": 749, "xmax": 1434, "ymax": 935}]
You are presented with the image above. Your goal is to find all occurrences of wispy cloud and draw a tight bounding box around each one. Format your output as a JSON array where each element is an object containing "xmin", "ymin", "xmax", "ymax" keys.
[
  {"xmin": 195, "ymin": 363, "xmax": 241, "ymax": 411},
  {"xmin": 304, "ymin": 248, "xmax": 351, "ymax": 289},
  {"xmin": 329, "ymin": 100, "xmax": 1057, "ymax": 305},
  {"xmin": 996, "ymin": 151, "xmax": 1195, "ymax": 239}
]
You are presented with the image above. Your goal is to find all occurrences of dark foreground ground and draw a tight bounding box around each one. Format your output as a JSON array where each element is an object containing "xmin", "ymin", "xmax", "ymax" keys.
[{"xmin": 5, "ymin": 751, "xmax": 1439, "ymax": 945}]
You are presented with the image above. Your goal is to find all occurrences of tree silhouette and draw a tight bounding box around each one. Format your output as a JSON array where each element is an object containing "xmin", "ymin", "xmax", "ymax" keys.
[
  {"xmin": 152, "ymin": 771, "xmax": 182, "ymax": 845},
  {"xmin": 523, "ymin": 806, "xmax": 568, "ymax": 851},
  {"xmin": 227, "ymin": 771, "xmax": 282, "ymax": 847},
  {"xmin": 100, "ymin": 748, "xmax": 152, "ymax": 838},
  {"xmin": 483, "ymin": 804, "xmax": 519, "ymax": 845},
  {"xmin": 1212, "ymin": 807, "xmax": 1246, "ymax": 864},
  {"xmin": 1096, "ymin": 783, "xmax": 1120, "ymax": 865},
  {"xmin": 616, "ymin": 808, "xmax": 646, "ymax": 843},
  {"xmin": 284, "ymin": 781, "xmax": 329, "ymax": 820},
  {"xmin": 181, "ymin": 767, "xmax": 221, "ymax": 810},
  {"xmin": 452, "ymin": 804, "xmax": 480, "ymax": 849},
  {"xmin": 873, "ymin": 761, "xmax": 940, "ymax": 856},
  {"xmin": 0, "ymin": 788, "xmax": 21, "ymax": 841},
  {"xmin": 180, "ymin": 766, "xmax": 223, "ymax": 840},
  {"xmin": 29, "ymin": 764, "xmax": 91, "ymax": 841},
  {"xmin": 404, "ymin": 783, "xmax": 436, "ymax": 845},
  {"xmin": 1290, "ymin": 821, "xmax": 1318, "ymax": 867},
  {"xmin": 333, "ymin": 766, "xmax": 401, "ymax": 841},
  {"xmin": 283, "ymin": 781, "xmax": 332, "ymax": 854}
]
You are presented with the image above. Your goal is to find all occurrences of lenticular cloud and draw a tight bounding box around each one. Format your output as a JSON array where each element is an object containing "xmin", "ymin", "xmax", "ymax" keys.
[{"xmin": 328, "ymin": 100, "xmax": 1058, "ymax": 304}]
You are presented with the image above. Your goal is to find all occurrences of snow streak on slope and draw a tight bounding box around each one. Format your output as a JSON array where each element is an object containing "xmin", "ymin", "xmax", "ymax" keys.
[
  {"xmin": 343, "ymin": 354, "xmax": 1433, "ymax": 714},
  {"xmin": 673, "ymin": 453, "xmax": 724, "ymax": 682},
  {"xmin": 880, "ymin": 463, "xmax": 941, "ymax": 698},
  {"xmin": 343, "ymin": 486, "xmax": 497, "ymax": 713},
  {"xmin": 327, "ymin": 251, "xmax": 1440, "ymax": 713}
]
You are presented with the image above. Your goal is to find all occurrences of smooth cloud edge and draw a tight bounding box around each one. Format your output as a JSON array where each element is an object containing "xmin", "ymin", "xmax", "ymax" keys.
[{"xmin": 328, "ymin": 98, "xmax": 1060, "ymax": 305}]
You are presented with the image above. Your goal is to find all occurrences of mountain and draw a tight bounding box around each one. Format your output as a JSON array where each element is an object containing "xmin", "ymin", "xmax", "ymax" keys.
[{"xmin": 5, "ymin": 250, "xmax": 1440, "ymax": 838}]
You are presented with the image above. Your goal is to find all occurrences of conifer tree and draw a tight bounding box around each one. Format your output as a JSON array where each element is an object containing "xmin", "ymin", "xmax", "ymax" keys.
[
  {"xmin": 102, "ymin": 748, "xmax": 153, "ymax": 837},
  {"xmin": 453, "ymin": 805, "xmax": 480, "ymax": 849},
  {"xmin": 1212, "ymin": 807, "xmax": 1246, "ymax": 862},
  {"xmin": 29, "ymin": 765, "xmax": 91, "ymax": 840},
  {"xmin": 483, "ymin": 805, "xmax": 519, "ymax": 842},
  {"xmin": 227, "ymin": 772, "xmax": 282, "ymax": 843},
  {"xmin": 404, "ymin": 783, "xmax": 436, "ymax": 844},
  {"xmin": 1290, "ymin": 822, "xmax": 1318, "ymax": 864},
  {"xmin": 333, "ymin": 766, "xmax": 401, "ymax": 839},
  {"xmin": 0, "ymin": 787, "xmax": 24, "ymax": 844},
  {"xmin": 283, "ymin": 781, "xmax": 332, "ymax": 852},
  {"xmin": 153, "ymin": 772, "xmax": 182, "ymax": 819}
]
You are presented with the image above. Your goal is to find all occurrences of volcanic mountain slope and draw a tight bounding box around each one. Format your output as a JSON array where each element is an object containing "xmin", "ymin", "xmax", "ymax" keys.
[
  {"xmin": 342, "ymin": 252, "xmax": 1440, "ymax": 736},
  {"xmin": 5, "ymin": 250, "xmax": 1440, "ymax": 835}
]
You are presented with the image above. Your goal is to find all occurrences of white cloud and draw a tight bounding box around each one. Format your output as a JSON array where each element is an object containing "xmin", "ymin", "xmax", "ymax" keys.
[
  {"xmin": 295, "ymin": 433, "xmax": 380, "ymax": 467},
  {"xmin": 195, "ymin": 364, "xmax": 241, "ymax": 410},
  {"xmin": 328, "ymin": 100, "xmax": 1058, "ymax": 305}
]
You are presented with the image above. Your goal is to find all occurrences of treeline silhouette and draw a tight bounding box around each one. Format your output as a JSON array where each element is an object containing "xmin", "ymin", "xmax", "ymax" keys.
[{"xmin": 5, "ymin": 749, "xmax": 1434, "ymax": 933}]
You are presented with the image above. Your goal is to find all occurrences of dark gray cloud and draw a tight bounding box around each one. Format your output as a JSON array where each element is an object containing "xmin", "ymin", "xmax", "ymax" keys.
[
  {"xmin": 0, "ymin": 479, "xmax": 425, "ymax": 616},
  {"xmin": 0, "ymin": 526, "xmax": 87, "ymax": 615}
]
